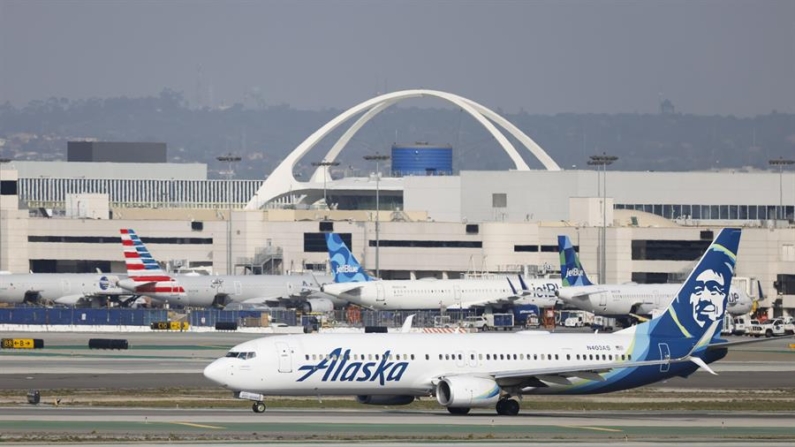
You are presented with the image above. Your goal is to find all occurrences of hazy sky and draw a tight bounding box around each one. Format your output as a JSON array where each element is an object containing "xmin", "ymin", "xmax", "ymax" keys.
[{"xmin": 1, "ymin": 0, "xmax": 793, "ymax": 115}]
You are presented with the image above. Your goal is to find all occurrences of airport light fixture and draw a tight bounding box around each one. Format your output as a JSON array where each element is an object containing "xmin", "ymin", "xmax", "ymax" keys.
[
  {"xmin": 217, "ymin": 153, "xmax": 242, "ymax": 275},
  {"xmin": 587, "ymin": 152, "xmax": 618, "ymax": 283},
  {"xmin": 311, "ymin": 160, "xmax": 340, "ymax": 209},
  {"xmin": 769, "ymin": 157, "xmax": 795, "ymax": 223},
  {"xmin": 363, "ymin": 153, "xmax": 390, "ymax": 279},
  {"xmin": 0, "ymin": 158, "xmax": 9, "ymax": 272}
]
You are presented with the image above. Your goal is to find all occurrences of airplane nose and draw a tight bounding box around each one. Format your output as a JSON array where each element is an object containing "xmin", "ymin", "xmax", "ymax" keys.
[{"xmin": 203, "ymin": 360, "xmax": 226, "ymax": 386}]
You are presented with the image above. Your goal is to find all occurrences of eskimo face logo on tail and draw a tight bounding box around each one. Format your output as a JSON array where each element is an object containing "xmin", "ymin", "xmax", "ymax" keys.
[
  {"xmin": 297, "ymin": 347, "xmax": 408, "ymax": 385},
  {"xmin": 689, "ymin": 269, "xmax": 727, "ymax": 328}
]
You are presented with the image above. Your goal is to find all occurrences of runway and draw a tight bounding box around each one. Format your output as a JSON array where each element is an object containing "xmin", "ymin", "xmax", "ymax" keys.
[
  {"xmin": 0, "ymin": 407, "xmax": 794, "ymax": 443},
  {"xmin": 1, "ymin": 331, "xmax": 794, "ymax": 443}
]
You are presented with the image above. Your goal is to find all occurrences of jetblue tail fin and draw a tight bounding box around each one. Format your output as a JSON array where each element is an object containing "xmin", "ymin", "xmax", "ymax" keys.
[
  {"xmin": 646, "ymin": 228, "xmax": 741, "ymax": 340},
  {"xmin": 557, "ymin": 235, "xmax": 593, "ymax": 286},
  {"xmin": 325, "ymin": 233, "xmax": 374, "ymax": 283}
]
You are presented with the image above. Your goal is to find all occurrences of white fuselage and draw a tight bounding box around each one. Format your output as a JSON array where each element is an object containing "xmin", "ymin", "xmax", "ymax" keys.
[
  {"xmin": 322, "ymin": 278, "xmax": 560, "ymax": 310},
  {"xmin": 0, "ymin": 273, "xmax": 126, "ymax": 305},
  {"xmin": 204, "ymin": 331, "xmax": 642, "ymax": 397},
  {"xmin": 119, "ymin": 274, "xmax": 338, "ymax": 308},
  {"xmin": 558, "ymin": 283, "xmax": 752, "ymax": 316}
]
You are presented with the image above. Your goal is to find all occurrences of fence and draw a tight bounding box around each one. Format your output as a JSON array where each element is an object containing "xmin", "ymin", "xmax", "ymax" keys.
[{"xmin": 0, "ymin": 308, "xmax": 168, "ymax": 326}]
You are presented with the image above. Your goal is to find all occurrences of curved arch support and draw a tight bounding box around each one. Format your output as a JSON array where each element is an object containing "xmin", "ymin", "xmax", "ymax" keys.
[{"xmin": 246, "ymin": 89, "xmax": 560, "ymax": 209}]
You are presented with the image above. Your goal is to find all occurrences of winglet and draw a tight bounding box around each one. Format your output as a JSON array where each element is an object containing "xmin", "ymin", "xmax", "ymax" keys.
[
  {"xmin": 507, "ymin": 277, "xmax": 518, "ymax": 296},
  {"xmin": 401, "ymin": 314, "xmax": 415, "ymax": 333}
]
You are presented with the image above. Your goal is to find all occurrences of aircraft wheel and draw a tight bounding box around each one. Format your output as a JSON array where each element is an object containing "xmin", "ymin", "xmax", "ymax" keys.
[
  {"xmin": 496, "ymin": 398, "xmax": 520, "ymax": 416},
  {"xmin": 252, "ymin": 402, "xmax": 266, "ymax": 413},
  {"xmin": 447, "ymin": 407, "xmax": 470, "ymax": 415}
]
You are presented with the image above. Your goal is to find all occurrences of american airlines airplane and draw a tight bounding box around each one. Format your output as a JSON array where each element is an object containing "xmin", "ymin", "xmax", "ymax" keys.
[
  {"xmin": 555, "ymin": 235, "xmax": 754, "ymax": 318},
  {"xmin": 117, "ymin": 229, "xmax": 341, "ymax": 310},
  {"xmin": 320, "ymin": 233, "xmax": 559, "ymax": 310},
  {"xmin": 204, "ymin": 228, "xmax": 784, "ymax": 416},
  {"xmin": 0, "ymin": 272, "xmax": 127, "ymax": 306}
]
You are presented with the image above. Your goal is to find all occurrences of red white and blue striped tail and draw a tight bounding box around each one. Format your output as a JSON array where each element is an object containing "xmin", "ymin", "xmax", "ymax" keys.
[{"xmin": 119, "ymin": 229, "xmax": 185, "ymax": 295}]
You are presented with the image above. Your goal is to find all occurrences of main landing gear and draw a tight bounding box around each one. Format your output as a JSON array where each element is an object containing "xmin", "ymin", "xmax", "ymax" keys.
[
  {"xmin": 252, "ymin": 401, "xmax": 266, "ymax": 413},
  {"xmin": 495, "ymin": 398, "xmax": 520, "ymax": 416}
]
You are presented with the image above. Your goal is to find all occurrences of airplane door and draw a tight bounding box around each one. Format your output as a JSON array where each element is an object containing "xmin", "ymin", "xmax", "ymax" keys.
[
  {"xmin": 658, "ymin": 343, "xmax": 671, "ymax": 373},
  {"xmin": 276, "ymin": 342, "xmax": 292, "ymax": 373},
  {"xmin": 376, "ymin": 282, "xmax": 385, "ymax": 302},
  {"xmin": 653, "ymin": 290, "xmax": 660, "ymax": 306},
  {"xmin": 61, "ymin": 279, "xmax": 71, "ymax": 294},
  {"xmin": 234, "ymin": 281, "xmax": 243, "ymax": 296},
  {"xmin": 599, "ymin": 292, "xmax": 607, "ymax": 308},
  {"xmin": 454, "ymin": 285, "xmax": 462, "ymax": 309},
  {"xmin": 467, "ymin": 350, "xmax": 477, "ymax": 367}
]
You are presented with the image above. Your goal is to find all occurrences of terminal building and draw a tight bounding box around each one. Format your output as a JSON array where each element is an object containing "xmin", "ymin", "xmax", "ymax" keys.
[{"xmin": 1, "ymin": 89, "xmax": 793, "ymax": 316}]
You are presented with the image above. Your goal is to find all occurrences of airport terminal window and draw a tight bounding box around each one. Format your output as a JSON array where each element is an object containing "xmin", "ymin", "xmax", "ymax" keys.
[
  {"xmin": 304, "ymin": 232, "xmax": 352, "ymax": 253},
  {"xmin": 632, "ymin": 239, "xmax": 711, "ymax": 261},
  {"xmin": 514, "ymin": 245, "xmax": 539, "ymax": 252},
  {"xmin": 775, "ymin": 274, "xmax": 795, "ymax": 295},
  {"xmin": 28, "ymin": 235, "xmax": 212, "ymax": 244},
  {"xmin": 370, "ymin": 240, "xmax": 482, "ymax": 248}
]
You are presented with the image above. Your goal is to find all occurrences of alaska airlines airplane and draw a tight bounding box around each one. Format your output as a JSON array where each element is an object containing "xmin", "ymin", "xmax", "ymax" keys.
[
  {"xmin": 555, "ymin": 235, "xmax": 754, "ymax": 318},
  {"xmin": 320, "ymin": 233, "xmax": 559, "ymax": 310},
  {"xmin": 117, "ymin": 229, "xmax": 340, "ymax": 310},
  {"xmin": 205, "ymin": 228, "xmax": 783, "ymax": 416},
  {"xmin": 0, "ymin": 272, "xmax": 127, "ymax": 306}
]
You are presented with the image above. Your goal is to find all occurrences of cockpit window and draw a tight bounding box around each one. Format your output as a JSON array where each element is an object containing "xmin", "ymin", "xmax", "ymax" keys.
[{"xmin": 225, "ymin": 351, "xmax": 256, "ymax": 359}]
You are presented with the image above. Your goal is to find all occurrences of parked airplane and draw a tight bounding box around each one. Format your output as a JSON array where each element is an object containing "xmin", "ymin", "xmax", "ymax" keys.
[
  {"xmin": 555, "ymin": 235, "xmax": 754, "ymax": 318},
  {"xmin": 117, "ymin": 229, "xmax": 340, "ymax": 310},
  {"xmin": 205, "ymin": 228, "xmax": 787, "ymax": 416},
  {"xmin": 0, "ymin": 272, "xmax": 127, "ymax": 306},
  {"xmin": 320, "ymin": 233, "xmax": 559, "ymax": 310}
]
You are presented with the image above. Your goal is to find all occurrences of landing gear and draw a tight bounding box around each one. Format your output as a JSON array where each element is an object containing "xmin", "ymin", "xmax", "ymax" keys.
[
  {"xmin": 495, "ymin": 398, "xmax": 520, "ymax": 416},
  {"xmin": 252, "ymin": 401, "xmax": 266, "ymax": 413},
  {"xmin": 446, "ymin": 407, "xmax": 470, "ymax": 415}
]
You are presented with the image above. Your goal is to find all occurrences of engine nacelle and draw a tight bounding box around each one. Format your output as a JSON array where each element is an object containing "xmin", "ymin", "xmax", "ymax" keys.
[
  {"xmin": 303, "ymin": 297, "xmax": 335, "ymax": 313},
  {"xmin": 356, "ymin": 395, "xmax": 415, "ymax": 406},
  {"xmin": 436, "ymin": 376, "xmax": 501, "ymax": 408}
]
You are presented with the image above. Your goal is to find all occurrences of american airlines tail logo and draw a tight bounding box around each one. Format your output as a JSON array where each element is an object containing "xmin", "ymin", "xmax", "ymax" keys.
[
  {"xmin": 565, "ymin": 268, "xmax": 584, "ymax": 278},
  {"xmin": 296, "ymin": 347, "xmax": 408, "ymax": 385},
  {"xmin": 335, "ymin": 265, "xmax": 360, "ymax": 274}
]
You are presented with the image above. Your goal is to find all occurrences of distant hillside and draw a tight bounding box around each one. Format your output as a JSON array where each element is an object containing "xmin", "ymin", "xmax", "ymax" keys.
[{"xmin": 1, "ymin": 91, "xmax": 793, "ymax": 179}]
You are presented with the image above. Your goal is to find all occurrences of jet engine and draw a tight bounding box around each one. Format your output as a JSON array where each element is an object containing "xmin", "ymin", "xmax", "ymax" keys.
[
  {"xmin": 355, "ymin": 395, "xmax": 415, "ymax": 405},
  {"xmin": 302, "ymin": 297, "xmax": 335, "ymax": 313},
  {"xmin": 436, "ymin": 376, "xmax": 501, "ymax": 408}
]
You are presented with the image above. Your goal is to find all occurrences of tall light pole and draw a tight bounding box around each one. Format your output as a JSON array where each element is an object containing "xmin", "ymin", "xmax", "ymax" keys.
[
  {"xmin": 769, "ymin": 157, "xmax": 794, "ymax": 223},
  {"xmin": 588, "ymin": 152, "xmax": 618, "ymax": 283},
  {"xmin": 364, "ymin": 153, "xmax": 390, "ymax": 279},
  {"xmin": 0, "ymin": 158, "xmax": 10, "ymax": 272},
  {"xmin": 311, "ymin": 160, "xmax": 340, "ymax": 209},
  {"xmin": 217, "ymin": 153, "xmax": 241, "ymax": 275}
]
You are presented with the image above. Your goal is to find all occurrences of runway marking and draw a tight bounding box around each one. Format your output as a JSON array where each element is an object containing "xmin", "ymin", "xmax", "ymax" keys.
[
  {"xmin": 558, "ymin": 425, "xmax": 623, "ymax": 433},
  {"xmin": 167, "ymin": 422, "xmax": 225, "ymax": 430}
]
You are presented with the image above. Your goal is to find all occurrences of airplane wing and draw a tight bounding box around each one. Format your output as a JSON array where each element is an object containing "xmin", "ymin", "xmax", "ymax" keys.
[{"xmin": 53, "ymin": 295, "xmax": 89, "ymax": 306}]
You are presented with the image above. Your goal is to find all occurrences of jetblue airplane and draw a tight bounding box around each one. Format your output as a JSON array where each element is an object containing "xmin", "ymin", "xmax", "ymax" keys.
[
  {"xmin": 555, "ymin": 235, "xmax": 754, "ymax": 318},
  {"xmin": 117, "ymin": 229, "xmax": 340, "ymax": 310},
  {"xmin": 320, "ymin": 233, "xmax": 559, "ymax": 310},
  {"xmin": 205, "ymin": 228, "xmax": 775, "ymax": 416},
  {"xmin": 0, "ymin": 272, "xmax": 127, "ymax": 306}
]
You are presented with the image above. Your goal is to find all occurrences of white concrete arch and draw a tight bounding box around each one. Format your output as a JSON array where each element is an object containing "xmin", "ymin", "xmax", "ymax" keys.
[{"xmin": 246, "ymin": 89, "xmax": 561, "ymax": 209}]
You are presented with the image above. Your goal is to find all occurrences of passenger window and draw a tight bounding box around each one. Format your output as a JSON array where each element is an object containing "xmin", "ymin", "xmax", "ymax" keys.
[
  {"xmin": 411, "ymin": 354, "xmax": 415, "ymax": 360},
  {"xmin": 566, "ymin": 354, "xmax": 570, "ymax": 360},
  {"xmin": 396, "ymin": 355, "xmax": 401, "ymax": 361},
  {"xmin": 555, "ymin": 354, "xmax": 559, "ymax": 360},
  {"xmin": 628, "ymin": 354, "xmax": 632, "ymax": 360},
  {"xmin": 486, "ymin": 354, "xmax": 491, "ymax": 360},
  {"xmin": 533, "ymin": 354, "xmax": 538, "ymax": 360},
  {"xmin": 425, "ymin": 354, "xmax": 429, "ymax": 360},
  {"xmin": 305, "ymin": 355, "xmax": 309, "ymax": 360},
  {"xmin": 540, "ymin": 354, "xmax": 545, "ymax": 360}
]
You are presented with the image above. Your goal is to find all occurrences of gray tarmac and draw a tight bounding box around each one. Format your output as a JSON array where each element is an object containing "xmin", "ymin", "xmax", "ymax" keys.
[{"xmin": 0, "ymin": 330, "xmax": 794, "ymax": 443}]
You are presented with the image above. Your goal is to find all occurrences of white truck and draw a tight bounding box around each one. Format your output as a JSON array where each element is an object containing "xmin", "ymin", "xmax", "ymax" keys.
[
  {"xmin": 748, "ymin": 319, "xmax": 787, "ymax": 338},
  {"xmin": 463, "ymin": 313, "xmax": 514, "ymax": 331}
]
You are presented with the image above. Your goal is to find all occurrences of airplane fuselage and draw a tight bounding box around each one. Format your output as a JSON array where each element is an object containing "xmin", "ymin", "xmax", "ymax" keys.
[
  {"xmin": 0, "ymin": 273, "xmax": 126, "ymax": 305},
  {"xmin": 558, "ymin": 283, "xmax": 752, "ymax": 317},
  {"xmin": 204, "ymin": 330, "xmax": 713, "ymax": 398},
  {"xmin": 322, "ymin": 278, "xmax": 560, "ymax": 310}
]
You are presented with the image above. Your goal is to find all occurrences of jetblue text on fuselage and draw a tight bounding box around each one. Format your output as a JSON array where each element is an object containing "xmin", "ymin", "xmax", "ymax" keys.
[{"xmin": 296, "ymin": 347, "xmax": 408, "ymax": 385}]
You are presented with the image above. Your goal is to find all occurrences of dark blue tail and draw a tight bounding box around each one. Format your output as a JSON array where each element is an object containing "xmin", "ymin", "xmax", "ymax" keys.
[
  {"xmin": 557, "ymin": 235, "xmax": 593, "ymax": 286},
  {"xmin": 645, "ymin": 228, "xmax": 741, "ymax": 340},
  {"xmin": 325, "ymin": 233, "xmax": 374, "ymax": 283}
]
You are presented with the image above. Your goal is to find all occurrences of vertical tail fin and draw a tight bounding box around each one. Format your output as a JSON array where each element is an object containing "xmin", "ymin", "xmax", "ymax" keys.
[
  {"xmin": 646, "ymin": 228, "xmax": 741, "ymax": 340},
  {"xmin": 120, "ymin": 229, "xmax": 166, "ymax": 277},
  {"xmin": 325, "ymin": 233, "xmax": 373, "ymax": 283},
  {"xmin": 557, "ymin": 235, "xmax": 593, "ymax": 286}
]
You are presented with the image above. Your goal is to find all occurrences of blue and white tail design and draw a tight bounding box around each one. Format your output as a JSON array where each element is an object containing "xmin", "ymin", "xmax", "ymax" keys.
[
  {"xmin": 325, "ymin": 233, "xmax": 374, "ymax": 283},
  {"xmin": 645, "ymin": 228, "xmax": 741, "ymax": 340},
  {"xmin": 557, "ymin": 235, "xmax": 593, "ymax": 286}
]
